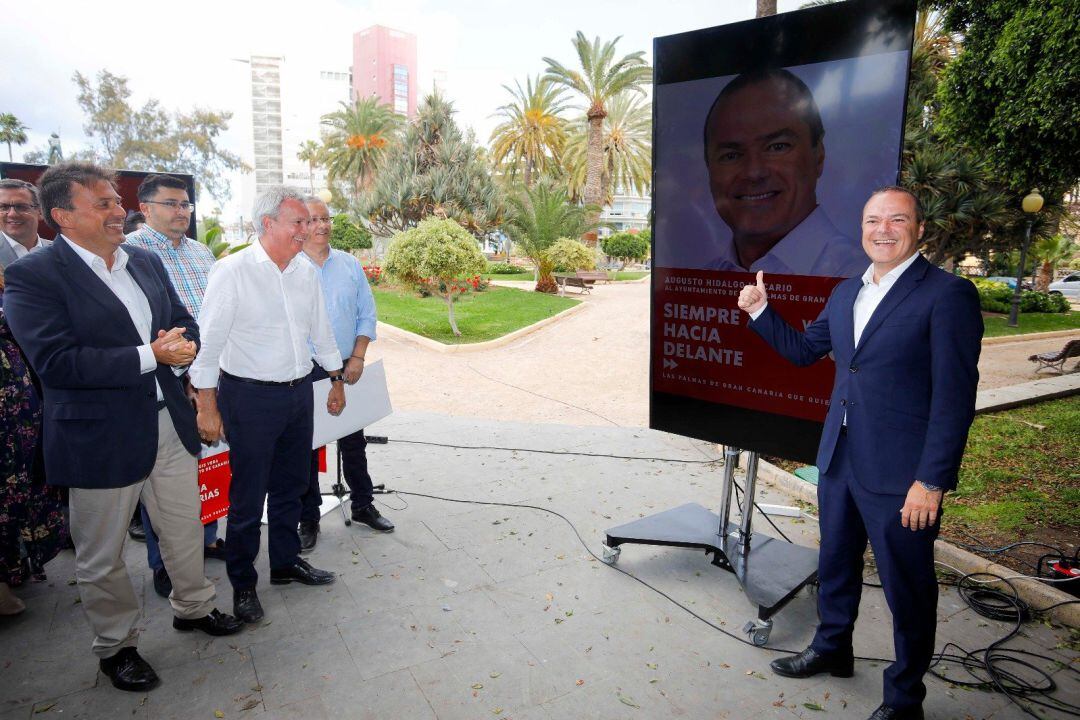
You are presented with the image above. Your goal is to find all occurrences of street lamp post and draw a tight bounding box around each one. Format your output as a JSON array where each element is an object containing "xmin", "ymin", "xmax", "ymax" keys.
[{"xmin": 1007, "ymin": 188, "xmax": 1044, "ymax": 327}]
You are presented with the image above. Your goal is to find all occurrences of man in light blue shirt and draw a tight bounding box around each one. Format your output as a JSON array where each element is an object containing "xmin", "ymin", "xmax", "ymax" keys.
[{"xmin": 297, "ymin": 197, "xmax": 393, "ymax": 550}]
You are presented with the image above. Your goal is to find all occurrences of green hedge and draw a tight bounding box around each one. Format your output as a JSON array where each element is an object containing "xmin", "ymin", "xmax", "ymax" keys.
[
  {"xmin": 487, "ymin": 262, "xmax": 527, "ymax": 274},
  {"xmin": 969, "ymin": 278, "xmax": 1069, "ymax": 314}
]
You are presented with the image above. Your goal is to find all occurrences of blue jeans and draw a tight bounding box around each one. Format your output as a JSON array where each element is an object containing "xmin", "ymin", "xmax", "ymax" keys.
[{"xmin": 142, "ymin": 504, "xmax": 218, "ymax": 572}]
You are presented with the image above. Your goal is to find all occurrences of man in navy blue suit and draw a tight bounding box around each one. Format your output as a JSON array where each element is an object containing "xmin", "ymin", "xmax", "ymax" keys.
[
  {"xmin": 738, "ymin": 187, "xmax": 982, "ymax": 720},
  {"xmin": 3, "ymin": 163, "xmax": 242, "ymax": 693}
]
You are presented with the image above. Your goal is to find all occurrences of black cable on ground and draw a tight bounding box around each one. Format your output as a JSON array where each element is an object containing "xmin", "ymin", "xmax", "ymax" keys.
[
  {"xmin": 376, "ymin": 486, "xmax": 1079, "ymax": 718},
  {"xmin": 388, "ymin": 438, "xmax": 725, "ymax": 465}
]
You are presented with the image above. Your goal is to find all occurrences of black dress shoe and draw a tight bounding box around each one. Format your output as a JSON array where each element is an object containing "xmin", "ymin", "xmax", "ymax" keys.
[
  {"xmin": 173, "ymin": 608, "xmax": 244, "ymax": 636},
  {"xmin": 270, "ymin": 558, "xmax": 335, "ymax": 586},
  {"xmin": 868, "ymin": 704, "xmax": 923, "ymax": 720},
  {"xmin": 152, "ymin": 567, "xmax": 172, "ymax": 599},
  {"xmin": 233, "ymin": 589, "xmax": 264, "ymax": 623},
  {"xmin": 203, "ymin": 538, "xmax": 227, "ymax": 561},
  {"xmin": 298, "ymin": 520, "xmax": 319, "ymax": 553},
  {"xmin": 352, "ymin": 504, "xmax": 394, "ymax": 532},
  {"xmin": 127, "ymin": 517, "xmax": 147, "ymax": 543},
  {"xmin": 770, "ymin": 646, "xmax": 854, "ymax": 679},
  {"xmin": 99, "ymin": 647, "xmax": 160, "ymax": 692}
]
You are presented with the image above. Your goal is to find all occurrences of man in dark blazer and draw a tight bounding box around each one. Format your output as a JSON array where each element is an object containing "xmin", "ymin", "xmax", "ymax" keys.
[
  {"xmin": 737, "ymin": 187, "xmax": 982, "ymax": 720},
  {"xmin": 3, "ymin": 163, "xmax": 242, "ymax": 693}
]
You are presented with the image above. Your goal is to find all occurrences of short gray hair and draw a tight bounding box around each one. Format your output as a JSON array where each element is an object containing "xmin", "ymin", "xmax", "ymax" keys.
[
  {"xmin": 0, "ymin": 178, "xmax": 40, "ymax": 207},
  {"xmin": 252, "ymin": 186, "xmax": 304, "ymax": 236}
]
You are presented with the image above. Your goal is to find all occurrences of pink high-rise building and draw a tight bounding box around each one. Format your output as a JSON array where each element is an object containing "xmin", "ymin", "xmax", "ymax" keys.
[{"xmin": 352, "ymin": 25, "xmax": 417, "ymax": 118}]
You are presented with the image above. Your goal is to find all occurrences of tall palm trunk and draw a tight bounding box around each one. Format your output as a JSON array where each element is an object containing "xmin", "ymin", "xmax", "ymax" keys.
[{"xmin": 584, "ymin": 110, "xmax": 606, "ymax": 242}]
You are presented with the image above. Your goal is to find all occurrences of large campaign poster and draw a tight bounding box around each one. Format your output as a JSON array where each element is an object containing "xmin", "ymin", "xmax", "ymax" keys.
[{"xmin": 650, "ymin": 0, "xmax": 916, "ymax": 462}]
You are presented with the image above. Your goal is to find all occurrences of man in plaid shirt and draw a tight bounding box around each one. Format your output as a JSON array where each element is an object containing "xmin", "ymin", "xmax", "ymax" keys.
[{"xmin": 125, "ymin": 174, "xmax": 222, "ymax": 599}]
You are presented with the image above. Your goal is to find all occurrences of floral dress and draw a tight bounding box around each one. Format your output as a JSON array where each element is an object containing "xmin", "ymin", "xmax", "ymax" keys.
[{"xmin": 0, "ymin": 310, "xmax": 66, "ymax": 586}]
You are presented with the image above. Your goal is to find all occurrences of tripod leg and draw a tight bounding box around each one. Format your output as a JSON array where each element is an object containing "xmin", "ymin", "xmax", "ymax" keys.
[{"xmin": 336, "ymin": 443, "xmax": 351, "ymax": 526}]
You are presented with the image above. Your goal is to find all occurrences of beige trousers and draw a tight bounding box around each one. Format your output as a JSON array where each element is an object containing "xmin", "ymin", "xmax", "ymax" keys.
[{"xmin": 69, "ymin": 407, "xmax": 216, "ymax": 658}]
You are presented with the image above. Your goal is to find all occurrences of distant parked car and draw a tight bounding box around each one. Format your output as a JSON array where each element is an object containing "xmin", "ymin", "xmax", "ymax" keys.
[{"xmin": 1048, "ymin": 271, "xmax": 1080, "ymax": 299}]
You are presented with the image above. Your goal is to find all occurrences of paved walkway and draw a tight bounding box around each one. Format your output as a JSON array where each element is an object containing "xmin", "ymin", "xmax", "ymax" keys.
[
  {"xmin": 2, "ymin": 413, "xmax": 1076, "ymax": 719},
  {"xmin": 371, "ymin": 279, "xmax": 1078, "ymax": 426}
]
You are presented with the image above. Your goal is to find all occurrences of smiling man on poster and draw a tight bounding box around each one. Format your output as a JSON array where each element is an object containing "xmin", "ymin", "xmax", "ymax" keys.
[
  {"xmin": 703, "ymin": 69, "xmax": 868, "ymax": 277},
  {"xmin": 738, "ymin": 187, "xmax": 982, "ymax": 720}
]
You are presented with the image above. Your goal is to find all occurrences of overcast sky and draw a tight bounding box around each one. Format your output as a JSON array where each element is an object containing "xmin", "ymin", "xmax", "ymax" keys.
[{"xmin": 1, "ymin": 0, "xmax": 806, "ymax": 214}]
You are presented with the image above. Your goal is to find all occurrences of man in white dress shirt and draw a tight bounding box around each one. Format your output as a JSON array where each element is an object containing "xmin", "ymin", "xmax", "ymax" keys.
[
  {"xmin": 702, "ymin": 69, "xmax": 867, "ymax": 277},
  {"xmin": 190, "ymin": 186, "xmax": 346, "ymax": 624},
  {"xmin": 0, "ymin": 179, "xmax": 52, "ymax": 271}
]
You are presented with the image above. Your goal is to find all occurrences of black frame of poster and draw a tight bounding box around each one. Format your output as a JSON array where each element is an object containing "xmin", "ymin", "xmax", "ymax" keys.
[{"xmin": 649, "ymin": 0, "xmax": 916, "ymax": 464}]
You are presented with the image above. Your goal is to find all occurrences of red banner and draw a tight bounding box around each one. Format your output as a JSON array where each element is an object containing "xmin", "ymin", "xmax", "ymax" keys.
[
  {"xmin": 652, "ymin": 268, "xmax": 843, "ymax": 422},
  {"xmin": 198, "ymin": 451, "xmax": 231, "ymax": 525}
]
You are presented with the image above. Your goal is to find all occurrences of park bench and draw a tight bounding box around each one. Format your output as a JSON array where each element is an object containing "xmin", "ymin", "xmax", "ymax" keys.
[
  {"xmin": 575, "ymin": 270, "xmax": 609, "ymax": 284},
  {"xmin": 1028, "ymin": 338, "xmax": 1080, "ymax": 373},
  {"xmin": 554, "ymin": 273, "xmax": 592, "ymax": 296}
]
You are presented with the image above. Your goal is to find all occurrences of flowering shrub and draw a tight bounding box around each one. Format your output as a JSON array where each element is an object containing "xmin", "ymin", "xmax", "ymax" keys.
[{"xmin": 362, "ymin": 265, "xmax": 383, "ymax": 286}]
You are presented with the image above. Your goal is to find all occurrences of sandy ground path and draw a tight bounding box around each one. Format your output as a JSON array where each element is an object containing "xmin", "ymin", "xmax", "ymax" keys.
[{"xmin": 367, "ymin": 278, "xmax": 1078, "ymax": 427}]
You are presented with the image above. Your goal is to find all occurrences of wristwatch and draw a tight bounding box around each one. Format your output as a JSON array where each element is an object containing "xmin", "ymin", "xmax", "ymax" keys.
[
  {"xmin": 918, "ymin": 481, "xmax": 943, "ymax": 492},
  {"xmin": 328, "ymin": 373, "xmax": 345, "ymax": 383}
]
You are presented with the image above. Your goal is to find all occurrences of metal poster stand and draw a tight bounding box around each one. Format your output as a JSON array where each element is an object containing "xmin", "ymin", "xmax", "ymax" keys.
[{"xmin": 603, "ymin": 447, "xmax": 818, "ymax": 645}]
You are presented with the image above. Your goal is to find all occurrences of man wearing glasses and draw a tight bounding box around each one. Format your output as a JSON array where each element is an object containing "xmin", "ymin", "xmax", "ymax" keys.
[
  {"xmin": 125, "ymin": 174, "xmax": 223, "ymax": 599},
  {"xmin": 0, "ymin": 179, "xmax": 52, "ymax": 270}
]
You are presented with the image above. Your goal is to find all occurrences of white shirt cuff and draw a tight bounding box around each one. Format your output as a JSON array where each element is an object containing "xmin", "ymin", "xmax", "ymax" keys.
[
  {"xmin": 749, "ymin": 303, "xmax": 768, "ymax": 322},
  {"xmin": 189, "ymin": 367, "xmax": 220, "ymax": 390},
  {"xmin": 315, "ymin": 351, "xmax": 344, "ymax": 373},
  {"xmin": 137, "ymin": 344, "xmax": 157, "ymax": 374}
]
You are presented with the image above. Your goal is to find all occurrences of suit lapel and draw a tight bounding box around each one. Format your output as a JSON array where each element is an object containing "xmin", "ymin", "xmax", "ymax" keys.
[
  {"xmin": 853, "ymin": 256, "xmax": 929, "ymax": 356},
  {"xmin": 0, "ymin": 239, "xmax": 17, "ymax": 269},
  {"xmin": 54, "ymin": 237, "xmax": 144, "ymax": 344}
]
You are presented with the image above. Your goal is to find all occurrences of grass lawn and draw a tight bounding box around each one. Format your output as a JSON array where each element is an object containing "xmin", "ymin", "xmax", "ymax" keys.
[
  {"xmin": 373, "ymin": 284, "xmax": 579, "ymax": 344},
  {"xmin": 482, "ymin": 271, "xmax": 650, "ymax": 283},
  {"xmin": 943, "ymin": 396, "xmax": 1079, "ymax": 566},
  {"xmin": 982, "ymin": 310, "xmax": 1080, "ymax": 337},
  {"xmin": 482, "ymin": 272, "xmax": 535, "ymax": 282}
]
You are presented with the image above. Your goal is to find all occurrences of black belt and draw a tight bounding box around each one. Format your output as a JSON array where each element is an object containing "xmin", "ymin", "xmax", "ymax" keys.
[{"xmin": 221, "ymin": 370, "xmax": 309, "ymax": 387}]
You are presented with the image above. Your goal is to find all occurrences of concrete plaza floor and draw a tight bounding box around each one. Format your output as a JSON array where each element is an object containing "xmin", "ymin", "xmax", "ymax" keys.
[{"xmin": 1, "ymin": 412, "xmax": 1077, "ymax": 719}]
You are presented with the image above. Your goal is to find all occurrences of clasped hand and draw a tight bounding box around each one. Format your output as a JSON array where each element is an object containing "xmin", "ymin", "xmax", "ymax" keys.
[{"xmin": 151, "ymin": 327, "xmax": 196, "ymax": 366}]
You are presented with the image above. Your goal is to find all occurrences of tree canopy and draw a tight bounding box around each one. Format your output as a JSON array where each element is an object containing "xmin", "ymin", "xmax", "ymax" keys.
[
  {"xmin": 936, "ymin": 0, "xmax": 1080, "ymax": 198},
  {"xmin": 72, "ymin": 70, "xmax": 248, "ymax": 202},
  {"xmin": 362, "ymin": 92, "xmax": 505, "ymax": 240}
]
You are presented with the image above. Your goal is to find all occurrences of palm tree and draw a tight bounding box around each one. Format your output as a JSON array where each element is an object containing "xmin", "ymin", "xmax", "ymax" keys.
[
  {"xmin": 489, "ymin": 76, "xmax": 569, "ymax": 188},
  {"xmin": 1032, "ymin": 234, "xmax": 1077, "ymax": 292},
  {"xmin": 320, "ymin": 98, "xmax": 403, "ymax": 205},
  {"xmin": 0, "ymin": 114, "xmax": 29, "ymax": 162},
  {"xmin": 563, "ymin": 91, "xmax": 651, "ymax": 205},
  {"xmin": 543, "ymin": 33, "xmax": 651, "ymax": 232},
  {"xmin": 504, "ymin": 179, "xmax": 594, "ymax": 293},
  {"xmin": 296, "ymin": 140, "xmax": 323, "ymax": 194}
]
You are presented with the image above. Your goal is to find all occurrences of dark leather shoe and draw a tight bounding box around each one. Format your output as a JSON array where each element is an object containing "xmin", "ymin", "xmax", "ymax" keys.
[
  {"xmin": 270, "ymin": 558, "xmax": 335, "ymax": 586},
  {"xmin": 152, "ymin": 568, "xmax": 172, "ymax": 599},
  {"xmin": 99, "ymin": 647, "xmax": 159, "ymax": 692},
  {"xmin": 233, "ymin": 589, "xmax": 264, "ymax": 623},
  {"xmin": 203, "ymin": 538, "xmax": 227, "ymax": 561},
  {"xmin": 352, "ymin": 504, "xmax": 394, "ymax": 532},
  {"xmin": 127, "ymin": 517, "xmax": 146, "ymax": 543},
  {"xmin": 868, "ymin": 704, "xmax": 923, "ymax": 720},
  {"xmin": 298, "ymin": 520, "xmax": 319, "ymax": 553},
  {"xmin": 770, "ymin": 646, "xmax": 854, "ymax": 679},
  {"xmin": 173, "ymin": 608, "xmax": 244, "ymax": 636}
]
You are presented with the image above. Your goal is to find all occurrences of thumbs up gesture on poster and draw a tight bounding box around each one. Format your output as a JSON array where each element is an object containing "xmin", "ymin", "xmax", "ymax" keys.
[{"xmin": 738, "ymin": 271, "xmax": 769, "ymax": 314}]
